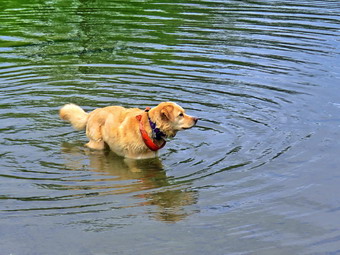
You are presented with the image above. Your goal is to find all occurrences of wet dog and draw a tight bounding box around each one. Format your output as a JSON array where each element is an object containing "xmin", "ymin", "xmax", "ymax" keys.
[{"xmin": 59, "ymin": 102, "xmax": 198, "ymax": 159}]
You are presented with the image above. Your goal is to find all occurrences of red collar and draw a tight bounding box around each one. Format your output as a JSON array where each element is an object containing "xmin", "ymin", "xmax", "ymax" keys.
[{"xmin": 136, "ymin": 108, "xmax": 166, "ymax": 152}]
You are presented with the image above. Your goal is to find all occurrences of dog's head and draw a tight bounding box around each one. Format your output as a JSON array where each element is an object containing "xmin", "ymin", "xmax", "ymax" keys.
[{"xmin": 149, "ymin": 102, "xmax": 198, "ymax": 138}]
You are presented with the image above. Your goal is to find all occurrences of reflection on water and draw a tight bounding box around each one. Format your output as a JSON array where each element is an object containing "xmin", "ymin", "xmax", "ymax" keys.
[
  {"xmin": 1, "ymin": 0, "xmax": 340, "ymax": 254},
  {"xmin": 61, "ymin": 142, "xmax": 198, "ymax": 222}
]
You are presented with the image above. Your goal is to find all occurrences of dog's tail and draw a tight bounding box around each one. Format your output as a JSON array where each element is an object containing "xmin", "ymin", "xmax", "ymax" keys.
[{"xmin": 59, "ymin": 103, "xmax": 89, "ymax": 130}]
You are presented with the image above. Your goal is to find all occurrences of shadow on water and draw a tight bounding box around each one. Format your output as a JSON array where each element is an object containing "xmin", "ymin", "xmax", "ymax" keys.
[{"xmin": 61, "ymin": 142, "xmax": 198, "ymax": 223}]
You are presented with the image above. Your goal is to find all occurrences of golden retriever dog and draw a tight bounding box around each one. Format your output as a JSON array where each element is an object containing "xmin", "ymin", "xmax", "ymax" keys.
[{"xmin": 59, "ymin": 102, "xmax": 198, "ymax": 159}]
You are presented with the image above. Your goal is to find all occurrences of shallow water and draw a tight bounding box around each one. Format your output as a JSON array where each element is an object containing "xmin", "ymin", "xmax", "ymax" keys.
[{"xmin": 1, "ymin": 0, "xmax": 340, "ymax": 254}]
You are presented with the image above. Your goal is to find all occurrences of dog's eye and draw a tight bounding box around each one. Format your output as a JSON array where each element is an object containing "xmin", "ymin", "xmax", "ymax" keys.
[{"xmin": 178, "ymin": 113, "xmax": 184, "ymax": 117}]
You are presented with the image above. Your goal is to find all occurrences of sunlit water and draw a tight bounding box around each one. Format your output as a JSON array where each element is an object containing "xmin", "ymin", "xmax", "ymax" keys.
[{"xmin": 1, "ymin": 0, "xmax": 340, "ymax": 254}]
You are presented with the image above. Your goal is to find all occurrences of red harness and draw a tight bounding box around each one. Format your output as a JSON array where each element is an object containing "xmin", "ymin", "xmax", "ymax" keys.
[{"xmin": 136, "ymin": 108, "xmax": 166, "ymax": 151}]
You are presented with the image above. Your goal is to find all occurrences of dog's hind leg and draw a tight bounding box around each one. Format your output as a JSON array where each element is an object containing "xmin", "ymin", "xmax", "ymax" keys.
[
  {"xmin": 85, "ymin": 115, "xmax": 106, "ymax": 150},
  {"xmin": 85, "ymin": 138, "xmax": 105, "ymax": 150}
]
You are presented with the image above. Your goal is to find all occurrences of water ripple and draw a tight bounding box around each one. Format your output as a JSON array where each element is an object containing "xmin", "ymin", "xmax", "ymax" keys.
[{"xmin": 0, "ymin": 0, "xmax": 339, "ymax": 252}]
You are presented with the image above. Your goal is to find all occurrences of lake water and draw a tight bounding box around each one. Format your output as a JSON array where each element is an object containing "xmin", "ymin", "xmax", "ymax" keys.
[{"xmin": 1, "ymin": 0, "xmax": 340, "ymax": 254}]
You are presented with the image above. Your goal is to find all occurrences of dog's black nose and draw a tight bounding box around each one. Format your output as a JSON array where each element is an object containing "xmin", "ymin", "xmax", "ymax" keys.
[{"xmin": 193, "ymin": 117, "xmax": 199, "ymax": 124}]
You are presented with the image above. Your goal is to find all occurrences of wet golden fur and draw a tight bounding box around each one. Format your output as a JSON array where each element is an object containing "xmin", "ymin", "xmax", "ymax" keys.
[{"xmin": 59, "ymin": 102, "xmax": 197, "ymax": 159}]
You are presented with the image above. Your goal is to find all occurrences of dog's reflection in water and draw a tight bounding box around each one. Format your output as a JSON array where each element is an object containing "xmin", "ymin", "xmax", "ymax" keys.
[{"xmin": 61, "ymin": 142, "xmax": 197, "ymax": 222}]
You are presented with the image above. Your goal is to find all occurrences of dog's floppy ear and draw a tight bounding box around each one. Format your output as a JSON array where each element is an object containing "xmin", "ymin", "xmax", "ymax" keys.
[{"xmin": 161, "ymin": 105, "xmax": 174, "ymax": 121}]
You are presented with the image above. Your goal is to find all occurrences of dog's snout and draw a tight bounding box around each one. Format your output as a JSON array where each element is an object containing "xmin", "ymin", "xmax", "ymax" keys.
[{"xmin": 193, "ymin": 117, "xmax": 199, "ymax": 124}]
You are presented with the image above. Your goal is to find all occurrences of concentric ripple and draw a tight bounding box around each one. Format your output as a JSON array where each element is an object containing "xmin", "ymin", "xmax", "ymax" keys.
[{"xmin": 0, "ymin": 0, "xmax": 339, "ymax": 253}]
